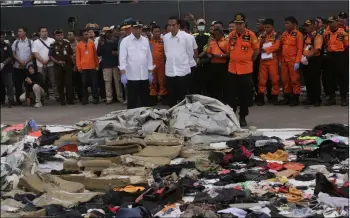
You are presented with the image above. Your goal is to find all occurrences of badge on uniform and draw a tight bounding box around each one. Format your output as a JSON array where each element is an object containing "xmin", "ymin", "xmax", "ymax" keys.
[
  {"xmin": 85, "ymin": 50, "xmax": 89, "ymax": 55},
  {"xmin": 291, "ymin": 32, "xmax": 297, "ymax": 37},
  {"xmin": 4, "ymin": 47, "xmax": 7, "ymax": 50},
  {"xmin": 63, "ymin": 50, "xmax": 67, "ymax": 55},
  {"xmin": 336, "ymin": 34, "xmax": 344, "ymax": 41},
  {"xmin": 242, "ymin": 35, "xmax": 250, "ymax": 41}
]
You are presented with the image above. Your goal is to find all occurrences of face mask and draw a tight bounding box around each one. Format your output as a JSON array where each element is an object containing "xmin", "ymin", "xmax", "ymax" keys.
[{"xmin": 198, "ymin": 26, "xmax": 205, "ymax": 31}]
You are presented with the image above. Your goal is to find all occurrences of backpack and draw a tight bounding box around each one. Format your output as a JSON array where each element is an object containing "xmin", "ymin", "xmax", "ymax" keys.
[{"xmin": 14, "ymin": 39, "xmax": 32, "ymax": 54}]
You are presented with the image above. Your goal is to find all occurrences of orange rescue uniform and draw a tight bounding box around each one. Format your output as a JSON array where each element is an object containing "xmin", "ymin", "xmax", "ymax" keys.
[
  {"xmin": 258, "ymin": 31, "xmax": 280, "ymax": 95},
  {"xmin": 280, "ymin": 29, "xmax": 303, "ymax": 95},
  {"xmin": 324, "ymin": 28, "xmax": 349, "ymax": 52},
  {"xmin": 207, "ymin": 37, "xmax": 229, "ymax": 63},
  {"xmin": 227, "ymin": 29, "xmax": 259, "ymax": 74},
  {"xmin": 303, "ymin": 31, "xmax": 323, "ymax": 57},
  {"xmin": 150, "ymin": 39, "xmax": 167, "ymax": 96}
]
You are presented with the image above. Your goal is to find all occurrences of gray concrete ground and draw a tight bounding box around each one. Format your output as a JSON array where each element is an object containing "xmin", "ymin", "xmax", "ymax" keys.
[{"xmin": 1, "ymin": 99, "xmax": 348, "ymax": 129}]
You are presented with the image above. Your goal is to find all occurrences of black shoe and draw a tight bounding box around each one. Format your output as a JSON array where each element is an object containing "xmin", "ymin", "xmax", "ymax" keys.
[
  {"xmin": 289, "ymin": 95, "xmax": 300, "ymax": 107},
  {"xmin": 67, "ymin": 101, "xmax": 75, "ymax": 105},
  {"xmin": 278, "ymin": 95, "xmax": 291, "ymax": 105},
  {"xmin": 341, "ymin": 98, "xmax": 348, "ymax": 106},
  {"xmin": 302, "ymin": 98, "xmax": 313, "ymax": 105},
  {"xmin": 16, "ymin": 101, "xmax": 22, "ymax": 106},
  {"xmin": 313, "ymin": 100, "xmax": 321, "ymax": 107},
  {"xmin": 256, "ymin": 94, "xmax": 265, "ymax": 106},
  {"xmin": 91, "ymin": 99, "xmax": 99, "ymax": 104},
  {"xmin": 149, "ymin": 95, "xmax": 157, "ymax": 106},
  {"xmin": 268, "ymin": 95, "xmax": 279, "ymax": 105},
  {"xmin": 8, "ymin": 101, "xmax": 15, "ymax": 108},
  {"xmin": 55, "ymin": 97, "xmax": 60, "ymax": 103},
  {"xmin": 60, "ymin": 101, "xmax": 66, "ymax": 106},
  {"xmin": 82, "ymin": 100, "xmax": 89, "ymax": 105},
  {"xmin": 239, "ymin": 116, "xmax": 248, "ymax": 127},
  {"xmin": 324, "ymin": 96, "xmax": 336, "ymax": 106}
]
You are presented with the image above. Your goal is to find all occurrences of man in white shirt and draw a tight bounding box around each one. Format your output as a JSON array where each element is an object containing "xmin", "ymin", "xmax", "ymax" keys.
[
  {"xmin": 163, "ymin": 16, "xmax": 194, "ymax": 107},
  {"xmin": 119, "ymin": 20, "xmax": 153, "ymax": 109},
  {"xmin": 32, "ymin": 27, "xmax": 58, "ymax": 100}
]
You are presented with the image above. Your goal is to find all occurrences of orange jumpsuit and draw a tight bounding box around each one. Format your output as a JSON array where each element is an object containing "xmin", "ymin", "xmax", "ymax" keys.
[
  {"xmin": 280, "ymin": 29, "xmax": 303, "ymax": 95},
  {"xmin": 150, "ymin": 39, "xmax": 167, "ymax": 96},
  {"xmin": 258, "ymin": 31, "xmax": 280, "ymax": 96}
]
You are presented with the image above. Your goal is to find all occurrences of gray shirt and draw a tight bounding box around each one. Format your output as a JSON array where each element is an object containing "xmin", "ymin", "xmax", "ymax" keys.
[{"xmin": 12, "ymin": 37, "xmax": 33, "ymax": 69}]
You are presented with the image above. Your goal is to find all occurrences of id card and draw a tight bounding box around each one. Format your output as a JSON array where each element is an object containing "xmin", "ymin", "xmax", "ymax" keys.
[{"xmin": 85, "ymin": 50, "xmax": 89, "ymax": 55}]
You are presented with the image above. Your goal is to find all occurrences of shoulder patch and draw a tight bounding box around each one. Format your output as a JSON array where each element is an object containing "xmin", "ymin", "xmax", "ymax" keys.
[{"xmin": 291, "ymin": 31, "xmax": 297, "ymax": 37}]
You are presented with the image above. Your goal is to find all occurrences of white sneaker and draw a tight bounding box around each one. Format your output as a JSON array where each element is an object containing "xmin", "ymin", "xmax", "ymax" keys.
[{"xmin": 34, "ymin": 102, "xmax": 42, "ymax": 108}]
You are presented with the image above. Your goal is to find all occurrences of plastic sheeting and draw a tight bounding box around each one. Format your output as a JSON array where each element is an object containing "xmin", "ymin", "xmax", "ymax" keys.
[{"xmin": 78, "ymin": 95, "xmax": 241, "ymax": 145}]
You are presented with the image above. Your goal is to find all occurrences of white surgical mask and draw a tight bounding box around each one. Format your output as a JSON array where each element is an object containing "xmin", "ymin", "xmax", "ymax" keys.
[{"xmin": 198, "ymin": 26, "xmax": 205, "ymax": 31}]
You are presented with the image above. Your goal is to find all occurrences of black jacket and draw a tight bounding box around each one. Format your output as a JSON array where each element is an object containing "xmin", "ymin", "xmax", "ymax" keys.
[
  {"xmin": 97, "ymin": 38, "xmax": 119, "ymax": 69},
  {"xmin": 25, "ymin": 72, "xmax": 46, "ymax": 98}
]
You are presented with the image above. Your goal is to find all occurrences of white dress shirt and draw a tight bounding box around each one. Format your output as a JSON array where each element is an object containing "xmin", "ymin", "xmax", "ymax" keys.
[
  {"xmin": 119, "ymin": 34, "xmax": 153, "ymax": 81},
  {"xmin": 32, "ymin": 37, "xmax": 55, "ymax": 67},
  {"xmin": 11, "ymin": 37, "xmax": 33, "ymax": 68},
  {"xmin": 163, "ymin": 31, "xmax": 194, "ymax": 77},
  {"xmin": 186, "ymin": 32, "xmax": 198, "ymax": 67}
]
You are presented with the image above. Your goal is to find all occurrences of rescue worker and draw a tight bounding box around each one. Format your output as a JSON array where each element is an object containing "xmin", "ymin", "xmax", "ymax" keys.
[
  {"xmin": 228, "ymin": 20, "xmax": 236, "ymax": 33},
  {"xmin": 301, "ymin": 20, "xmax": 323, "ymax": 107},
  {"xmin": 279, "ymin": 16, "xmax": 303, "ymax": 106},
  {"xmin": 49, "ymin": 29, "xmax": 74, "ymax": 105},
  {"xmin": 142, "ymin": 25, "xmax": 152, "ymax": 41},
  {"xmin": 256, "ymin": 18, "xmax": 280, "ymax": 106},
  {"xmin": 149, "ymin": 25, "xmax": 167, "ymax": 105},
  {"xmin": 192, "ymin": 19, "xmax": 211, "ymax": 95},
  {"xmin": 207, "ymin": 27, "xmax": 229, "ymax": 102},
  {"xmin": 323, "ymin": 16, "xmax": 349, "ymax": 106},
  {"xmin": 338, "ymin": 12, "xmax": 349, "ymax": 32},
  {"xmin": 67, "ymin": 30, "xmax": 82, "ymax": 102},
  {"xmin": 119, "ymin": 20, "xmax": 153, "ymax": 109},
  {"xmin": 226, "ymin": 13, "xmax": 260, "ymax": 127},
  {"xmin": 253, "ymin": 19, "xmax": 266, "ymax": 104}
]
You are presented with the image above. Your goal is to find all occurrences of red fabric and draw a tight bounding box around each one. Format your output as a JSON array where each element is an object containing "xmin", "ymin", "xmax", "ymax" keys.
[
  {"xmin": 279, "ymin": 186, "xmax": 288, "ymax": 193},
  {"xmin": 219, "ymin": 169, "xmax": 231, "ymax": 175},
  {"xmin": 223, "ymin": 153, "xmax": 233, "ymax": 164},
  {"xmin": 267, "ymin": 162, "xmax": 284, "ymax": 171},
  {"xmin": 57, "ymin": 144, "xmax": 78, "ymax": 152},
  {"xmin": 240, "ymin": 145, "xmax": 252, "ymax": 158},
  {"xmin": 156, "ymin": 188, "xmax": 165, "ymax": 195},
  {"xmin": 108, "ymin": 205, "xmax": 120, "ymax": 213}
]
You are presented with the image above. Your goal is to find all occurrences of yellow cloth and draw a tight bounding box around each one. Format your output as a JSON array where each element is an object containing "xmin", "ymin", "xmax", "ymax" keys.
[
  {"xmin": 260, "ymin": 150, "xmax": 288, "ymax": 161},
  {"xmin": 113, "ymin": 185, "xmax": 145, "ymax": 193},
  {"xmin": 298, "ymin": 136, "xmax": 317, "ymax": 140}
]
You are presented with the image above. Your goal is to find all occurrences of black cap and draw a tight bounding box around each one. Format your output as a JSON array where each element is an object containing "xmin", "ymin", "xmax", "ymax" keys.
[
  {"xmin": 263, "ymin": 18, "xmax": 274, "ymax": 26},
  {"xmin": 285, "ymin": 16, "xmax": 298, "ymax": 24},
  {"xmin": 132, "ymin": 20, "xmax": 143, "ymax": 27},
  {"xmin": 121, "ymin": 19, "xmax": 132, "ymax": 29},
  {"xmin": 328, "ymin": 16, "xmax": 338, "ymax": 22},
  {"xmin": 54, "ymin": 29, "xmax": 63, "ymax": 35},
  {"xmin": 234, "ymin": 13, "xmax": 245, "ymax": 23},
  {"xmin": 142, "ymin": 25, "xmax": 150, "ymax": 30},
  {"xmin": 338, "ymin": 12, "xmax": 348, "ymax": 19},
  {"xmin": 256, "ymin": 19, "xmax": 265, "ymax": 24}
]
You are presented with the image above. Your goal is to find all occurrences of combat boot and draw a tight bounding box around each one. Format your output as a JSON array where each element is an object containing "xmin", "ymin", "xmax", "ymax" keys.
[
  {"xmin": 256, "ymin": 94, "xmax": 265, "ymax": 106},
  {"xmin": 289, "ymin": 95, "xmax": 300, "ymax": 106},
  {"xmin": 278, "ymin": 94, "xmax": 291, "ymax": 105}
]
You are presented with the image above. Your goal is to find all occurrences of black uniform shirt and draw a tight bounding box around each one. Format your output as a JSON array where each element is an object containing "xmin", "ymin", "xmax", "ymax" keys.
[{"xmin": 49, "ymin": 40, "xmax": 73, "ymax": 64}]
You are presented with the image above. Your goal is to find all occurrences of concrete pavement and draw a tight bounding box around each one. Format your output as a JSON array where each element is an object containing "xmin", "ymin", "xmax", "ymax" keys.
[{"xmin": 1, "ymin": 100, "xmax": 348, "ymax": 128}]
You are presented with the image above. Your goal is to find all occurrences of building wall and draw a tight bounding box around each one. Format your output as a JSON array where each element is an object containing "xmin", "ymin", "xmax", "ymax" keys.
[{"xmin": 1, "ymin": 1, "xmax": 348, "ymax": 34}]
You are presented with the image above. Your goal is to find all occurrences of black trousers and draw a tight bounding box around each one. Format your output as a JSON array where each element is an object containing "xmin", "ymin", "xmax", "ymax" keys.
[
  {"xmin": 227, "ymin": 73, "xmax": 252, "ymax": 117},
  {"xmin": 252, "ymin": 56, "xmax": 261, "ymax": 96},
  {"xmin": 190, "ymin": 63, "xmax": 209, "ymax": 95},
  {"xmin": 54, "ymin": 64, "xmax": 74, "ymax": 103},
  {"xmin": 323, "ymin": 52, "xmax": 348, "ymax": 98},
  {"xmin": 127, "ymin": 80, "xmax": 150, "ymax": 109},
  {"xmin": 73, "ymin": 69, "xmax": 83, "ymax": 101},
  {"xmin": 81, "ymin": 69, "xmax": 99, "ymax": 101},
  {"xmin": 13, "ymin": 68, "xmax": 27, "ymax": 103},
  {"xmin": 166, "ymin": 74, "xmax": 190, "ymax": 107},
  {"xmin": 208, "ymin": 63, "xmax": 228, "ymax": 102},
  {"xmin": 97, "ymin": 68, "xmax": 106, "ymax": 99},
  {"xmin": 302, "ymin": 56, "xmax": 322, "ymax": 102}
]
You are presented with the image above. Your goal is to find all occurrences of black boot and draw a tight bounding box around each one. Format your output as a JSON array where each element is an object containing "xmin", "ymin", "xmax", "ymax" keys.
[
  {"xmin": 341, "ymin": 98, "xmax": 348, "ymax": 106},
  {"xmin": 239, "ymin": 116, "xmax": 248, "ymax": 127},
  {"xmin": 149, "ymin": 95, "xmax": 157, "ymax": 107},
  {"xmin": 268, "ymin": 95, "xmax": 279, "ymax": 105},
  {"xmin": 278, "ymin": 94, "xmax": 291, "ymax": 105},
  {"xmin": 302, "ymin": 98, "xmax": 313, "ymax": 105},
  {"xmin": 289, "ymin": 95, "xmax": 299, "ymax": 106},
  {"xmin": 256, "ymin": 94, "xmax": 265, "ymax": 106},
  {"xmin": 313, "ymin": 99, "xmax": 321, "ymax": 107},
  {"xmin": 324, "ymin": 95, "xmax": 336, "ymax": 106}
]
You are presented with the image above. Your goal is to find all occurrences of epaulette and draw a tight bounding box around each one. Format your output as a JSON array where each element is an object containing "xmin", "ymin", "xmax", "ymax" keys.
[{"xmin": 204, "ymin": 32, "xmax": 211, "ymax": 36}]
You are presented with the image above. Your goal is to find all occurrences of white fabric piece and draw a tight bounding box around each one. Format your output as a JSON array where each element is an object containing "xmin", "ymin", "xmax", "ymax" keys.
[
  {"xmin": 46, "ymin": 125, "xmax": 77, "ymax": 133},
  {"xmin": 217, "ymin": 208, "xmax": 247, "ymax": 218},
  {"xmin": 209, "ymin": 142, "xmax": 229, "ymax": 149},
  {"xmin": 249, "ymin": 206, "xmax": 271, "ymax": 217},
  {"xmin": 318, "ymin": 192, "xmax": 349, "ymax": 209}
]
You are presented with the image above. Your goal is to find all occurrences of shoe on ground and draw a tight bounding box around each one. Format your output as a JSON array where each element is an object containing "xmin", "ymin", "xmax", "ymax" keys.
[
  {"xmin": 55, "ymin": 97, "xmax": 60, "ymax": 102},
  {"xmin": 67, "ymin": 101, "xmax": 75, "ymax": 105},
  {"xmin": 91, "ymin": 99, "xmax": 99, "ymax": 104},
  {"xmin": 324, "ymin": 96, "xmax": 336, "ymax": 106},
  {"xmin": 302, "ymin": 98, "xmax": 313, "ymax": 105},
  {"xmin": 256, "ymin": 94, "xmax": 265, "ymax": 106},
  {"xmin": 34, "ymin": 102, "xmax": 42, "ymax": 108},
  {"xmin": 60, "ymin": 101, "xmax": 66, "ymax": 106},
  {"xmin": 239, "ymin": 116, "xmax": 248, "ymax": 127},
  {"xmin": 313, "ymin": 100, "xmax": 321, "ymax": 107},
  {"xmin": 278, "ymin": 98, "xmax": 290, "ymax": 105},
  {"xmin": 289, "ymin": 95, "xmax": 300, "ymax": 107},
  {"xmin": 106, "ymin": 100, "xmax": 113, "ymax": 105},
  {"xmin": 122, "ymin": 100, "xmax": 127, "ymax": 105},
  {"xmin": 82, "ymin": 100, "xmax": 89, "ymax": 105},
  {"xmin": 341, "ymin": 98, "xmax": 348, "ymax": 106},
  {"xmin": 268, "ymin": 95, "xmax": 279, "ymax": 105}
]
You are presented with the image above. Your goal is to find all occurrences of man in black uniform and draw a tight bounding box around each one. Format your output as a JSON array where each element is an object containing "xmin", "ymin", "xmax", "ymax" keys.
[
  {"xmin": 0, "ymin": 31, "xmax": 15, "ymax": 107},
  {"xmin": 49, "ymin": 29, "xmax": 74, "ymax": 105},
  {"xmin": 192, "ymin": 18, "xmax": 211, "ymax": 95}
]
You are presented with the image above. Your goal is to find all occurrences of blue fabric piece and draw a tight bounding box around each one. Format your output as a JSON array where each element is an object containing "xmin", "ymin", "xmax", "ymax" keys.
[{"xmin": 115, "ymin": 207, "xmax": 142, "ymax": 218}]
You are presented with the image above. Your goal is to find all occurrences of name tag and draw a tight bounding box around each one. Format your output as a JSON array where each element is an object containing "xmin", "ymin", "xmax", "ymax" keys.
[{"xmin": 242, "ymin": 35, "xmax": 250, "ymax": 41}]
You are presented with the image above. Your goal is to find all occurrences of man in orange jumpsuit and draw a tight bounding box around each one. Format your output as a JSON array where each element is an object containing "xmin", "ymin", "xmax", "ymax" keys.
[
  {"xmin": 301, "ymin": 19, "xmax": 323, "ymax": 107},
  {"xmin": 279, "ymin": 16, "xmax": 303, "ymax": 106},
  {"xmin": 149, "ymin": 25, "xmax": 167, "ymax": 106},
  {"xmin": 226, "ymin": 13, "xmax": 260, "ymax": 127},
  {"xmin": 323, "ymin": 16, "xmax": 349, "ymax": 106},
  {"xmin": 256, "ymin": 18, "xmax": 280, "ymax": 106}
]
